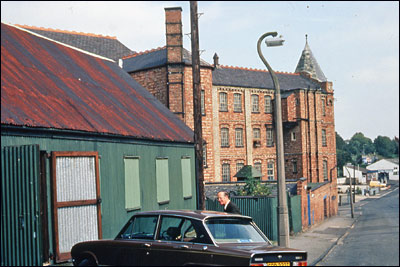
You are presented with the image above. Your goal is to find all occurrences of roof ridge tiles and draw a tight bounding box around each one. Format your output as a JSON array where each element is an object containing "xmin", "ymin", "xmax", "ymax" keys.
[
  {"xmin": 14, "ymin": 24, "xmax": 117, "ymax": 39},
  {"xmin": 219, "ymin": 64, "xmax": 299, "ymax": 76},
  {"xmin": 123, "ymin": 46, "xmax": 166, "ymax": 59}
]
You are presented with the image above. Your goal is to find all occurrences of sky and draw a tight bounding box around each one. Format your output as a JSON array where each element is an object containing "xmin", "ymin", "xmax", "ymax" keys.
[{"xmin": 1, "ymin": 1, "xmax": 399, "ymax": 141}]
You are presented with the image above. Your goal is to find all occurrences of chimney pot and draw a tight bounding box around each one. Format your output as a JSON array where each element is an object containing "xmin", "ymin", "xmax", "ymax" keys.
[{"xmin": 213, "ymin": 53, "xmax": 219, "ymax": 68}]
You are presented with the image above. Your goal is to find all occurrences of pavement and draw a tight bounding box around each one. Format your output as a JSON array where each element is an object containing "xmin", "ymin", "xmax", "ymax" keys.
[{"xmin": 288, "ymin": 183, "xmax": 398, "ymax": 266}]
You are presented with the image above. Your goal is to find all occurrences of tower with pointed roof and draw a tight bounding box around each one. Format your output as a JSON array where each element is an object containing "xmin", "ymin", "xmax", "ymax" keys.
[{"xmin": 295, "ymin": 34, "xmax": 327, "ymax": 82}]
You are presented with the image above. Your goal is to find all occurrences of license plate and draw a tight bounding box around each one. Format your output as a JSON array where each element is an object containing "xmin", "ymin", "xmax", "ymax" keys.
[{"xmin": 267, "ymin": 262, "xmax": 290, "ymax": 266}]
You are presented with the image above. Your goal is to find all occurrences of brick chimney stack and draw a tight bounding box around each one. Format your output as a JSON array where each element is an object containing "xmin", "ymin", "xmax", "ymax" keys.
[
  {"xmin": 165, "ymin": 7, "xmax": 185, "ymax": 120},
  {"xmin": 213, "ymin": 53, "xmax": 220, "ymax": 68},
  {"xmin": 165, "ymin": 7, "xmax": 183, "ymax": 63}
]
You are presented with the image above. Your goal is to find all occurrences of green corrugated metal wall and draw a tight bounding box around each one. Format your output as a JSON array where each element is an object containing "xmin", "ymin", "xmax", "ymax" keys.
[
  {"xmin": 206, "ymin": 194, "xmax": 302, "ymax": 242},
  {"xmin": 2, "ymin": 133, "xmax": 196, "ymax": 264},
  {"xmin": 1, "ymin": 145, "xmax": 42, "ymax": 266},
  {"xmin": 2, "ymin": 135, "xmax": 196, "ymax": 238}
]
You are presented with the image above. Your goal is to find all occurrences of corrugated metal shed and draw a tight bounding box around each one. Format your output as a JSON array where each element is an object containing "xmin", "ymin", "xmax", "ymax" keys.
[{"xmin": 1, "ymin": 23, "xmax": 194, "ymax": 143}]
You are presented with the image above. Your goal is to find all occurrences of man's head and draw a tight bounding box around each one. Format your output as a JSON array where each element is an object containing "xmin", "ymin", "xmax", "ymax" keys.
[{"xmin": 217, "ymin": 191, "xmax": 230, "ymax": 206}]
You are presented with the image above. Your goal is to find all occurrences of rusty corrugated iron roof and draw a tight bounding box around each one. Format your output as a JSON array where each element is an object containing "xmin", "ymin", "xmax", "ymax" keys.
[{"xmin": 1, "ymin": 23, "xmax": 194, "ymax": 143}]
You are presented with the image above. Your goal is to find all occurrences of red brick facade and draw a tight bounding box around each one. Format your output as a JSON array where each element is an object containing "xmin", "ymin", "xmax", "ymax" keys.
[
  {"xmin": 130, "ymin": 66, "xmax": 168, "ymax": 106},
  {"xmin": 281, "ymin": 85, "xmax": 337, "ymax": 183},
  {"xmin": 125, "ymin": 7, "xmax": 338, "ymax": 224},
  {"xmin": 297, "ymin": 178, "xmax": 338, "ymax": 228}
]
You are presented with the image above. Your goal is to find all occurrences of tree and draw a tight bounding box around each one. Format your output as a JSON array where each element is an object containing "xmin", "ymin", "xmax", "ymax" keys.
[
  {"xmin": 236, "ymin": 177, "xmax": 271, "ymax": 196},
  {"xmin": 374, "ymin": 136, "xmax": 396, "ymax": 158},
  {"xmin": 349, "ymin": 132, "xmax": 374, "ymax": 155},
  {"xmin": 336, "ymin": 132, "xmax": 347, "ymax": 150},
  {"xmin": 393, "ymin": 138, "xmax": 399, "ymax": 156},
  {"xmin": 337, "ymin": 149, "xmax": 352, "ymax": 169},
  {"xmin": 336, "ymin": 132, "xmax": 353, "ymax": 176},
  {"xmin": 336, "ymin": 132, "xmax": 397, "ymax": 177}
]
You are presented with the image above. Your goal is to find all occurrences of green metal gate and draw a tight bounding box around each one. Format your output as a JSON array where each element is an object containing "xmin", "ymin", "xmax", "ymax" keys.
[
  {"xmin": 1, "ymin": 145, "xmax": 42, "ymax": 266},
  {"xmin": 288, "ymin": 195, "xmax": 302, "ymax": 234},
  {"xmin": 206, "ymin": 194, "xmax": 302, "ymax": 242},
  {"xmin": 206, "ymin": 196, "xmax": 278, "ymax": 241}
]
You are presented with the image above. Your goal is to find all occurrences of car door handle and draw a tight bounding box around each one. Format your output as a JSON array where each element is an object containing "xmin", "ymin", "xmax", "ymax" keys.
[
  {"xmin": 179, "ymin": 245, "xmax": 189, "ymax": 250},
  {"xmin": 143, "ymin": 243, "xmax": 151, "ymax": 248}
]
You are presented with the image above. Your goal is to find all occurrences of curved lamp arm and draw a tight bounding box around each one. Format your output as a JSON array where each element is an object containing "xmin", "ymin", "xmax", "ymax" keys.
[
  {"xmin": 256, "ymin": 32, "xmax": 280, "ymax": 92},
  {"xmin": 257, "ymin": 31, "xmax": 289, "ymax": 247}
]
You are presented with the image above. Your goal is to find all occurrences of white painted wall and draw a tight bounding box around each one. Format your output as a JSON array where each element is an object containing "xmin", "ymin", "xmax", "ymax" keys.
[{"xmin": 343, "ymin": 165, "xmax": 366, "ymax": 184}]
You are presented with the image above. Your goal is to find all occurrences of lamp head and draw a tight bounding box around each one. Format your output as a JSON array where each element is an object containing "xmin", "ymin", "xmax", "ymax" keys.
[{"xmin": 265, "ymin": 35, "xmax": 285, "ymax": 47}]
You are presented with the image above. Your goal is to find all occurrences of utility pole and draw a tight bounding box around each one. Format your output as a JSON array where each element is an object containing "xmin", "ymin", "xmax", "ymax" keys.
[
  {"xmin": 353, "ymin": 165, "xmax": 356, "ymax": 203},
  {"xmin": 190, "ymin": 1, "xmax": 205, "ymax": 210},
  {"xmin": 345, "ymin": 165, "xmax": 354, "ymax": 218}
]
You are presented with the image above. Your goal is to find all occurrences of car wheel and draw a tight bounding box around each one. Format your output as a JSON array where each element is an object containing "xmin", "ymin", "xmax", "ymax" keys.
[{"xmin": 77, "ymin": 257, "xmax": 97, "ymax": 266}]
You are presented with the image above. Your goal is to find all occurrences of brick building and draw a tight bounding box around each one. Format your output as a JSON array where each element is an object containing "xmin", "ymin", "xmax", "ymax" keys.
[{"xmin": 122, "ymin": 7, "xmax": 337, "ymax": 188}]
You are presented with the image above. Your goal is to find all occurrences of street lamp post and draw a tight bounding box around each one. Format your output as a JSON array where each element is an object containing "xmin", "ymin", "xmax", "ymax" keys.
[{"xmin": 257, "ymin": 32, "xmax": 289, "ymax": 247}]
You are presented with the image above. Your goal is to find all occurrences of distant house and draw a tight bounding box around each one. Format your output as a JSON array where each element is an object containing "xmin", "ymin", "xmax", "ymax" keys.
[
  {"xmin": 367, "ymin": 158, "xmax": 399, "ymax": 182},
  {"xmin": 1, "ymin": 23, "xmax": 195, "ymax": 265},
  {"xmin": 361, "ymin": 154, "xmax": 375, "ymax": 165}
]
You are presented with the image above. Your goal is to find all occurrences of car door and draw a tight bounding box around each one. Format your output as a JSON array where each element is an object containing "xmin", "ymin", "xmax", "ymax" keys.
[
  {"xmin": 149, "ymin": 216, "xmax": 214, "ymax": 266},
  {"xmin": 114, "ymin": 215, "xmax": 159, "ymax": 266},
  {"xmin": 184, "ymin": 219, "xmax": 214, "ymax": 265},
  {"xmin": 147, "ymin": 216, "xmax": 188, "ymax": 265}
]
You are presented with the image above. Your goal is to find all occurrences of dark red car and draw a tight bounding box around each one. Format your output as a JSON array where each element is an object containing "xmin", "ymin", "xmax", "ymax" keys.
[{"xmin": 71, "ymin": 210, "xmax": 307, "ymax": 266}]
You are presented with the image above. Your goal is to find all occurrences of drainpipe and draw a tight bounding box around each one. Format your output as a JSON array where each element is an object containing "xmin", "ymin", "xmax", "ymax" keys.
[
  {"xmin": 313, "ymin": 89, "xmax": 320, "ymax": 182},
  {"xmin": 306, "ymin": 90, "xmax": 312, "ymax": 181}
]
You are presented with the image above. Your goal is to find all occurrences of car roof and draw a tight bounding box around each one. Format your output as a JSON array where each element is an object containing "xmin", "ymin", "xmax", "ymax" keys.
[{"xmin": 133, "ymin": 210, "xmax": 252, "ymax": 220}]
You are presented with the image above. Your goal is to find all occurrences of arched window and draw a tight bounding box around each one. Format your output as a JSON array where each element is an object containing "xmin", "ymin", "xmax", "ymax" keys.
[
  {"xmin": 323, "ymin": 160, "xmax": 328, "ymax": 181},
  {"xmin": 264, "ymin": 95, "xmax": 272, "ymax": 113},
  {"xmin": 235, "ymin": 128, "xmax": 244, "ymax": 147},
  {"xmin": 201, "ymin": 90, "xmax": 205, "ymax": 115},
  {"xmin": 266, "ymin": 127, "xmax": 274, "ymax": 147},
  {"xmin": 251, "ymin": 94, "xmax": 259, "ymax": 112},
  {"xmin": 322, "ymin": 129, "xmax": 327, "ymax": 147},
  {"xmin": 219, "ymin": 92, "xmax": 228, "ymax": 111},
  {"xmin": 222, "ymin": 163, "xmax": 231, "ymax": 182},
  {"xmin": 233, "ymin": 93, "xmax": 242, "ymax": 112},
  {"xmin": 221, "ymin": 128, "xmax": 229, "ymax": 147},
  {"xmin": 267, "ymin": 160, "xmax": 275, "ymax": 180},
  {"xmin": 254, "ymin": 162, "xmax": 262, "ymax": 176}
]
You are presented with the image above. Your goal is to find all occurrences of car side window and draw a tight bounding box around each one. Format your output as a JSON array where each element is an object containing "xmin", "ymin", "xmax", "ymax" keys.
[
  {"xmin": 120, "ymin": 216, "xmax": 158, "ymax": 240},
  {"xmin": 182, "ymin": 220, "xmax": 196, "ymax": 242},
  {"xmin": 159, "ymin": 216, "xmax": 185, "ymax": 241}
]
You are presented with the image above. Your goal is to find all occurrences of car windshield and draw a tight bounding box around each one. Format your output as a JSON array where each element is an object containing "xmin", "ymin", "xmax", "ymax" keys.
[{"xmin": 205, "ymin": 218, "xmax": 267, "ymax": 244}]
